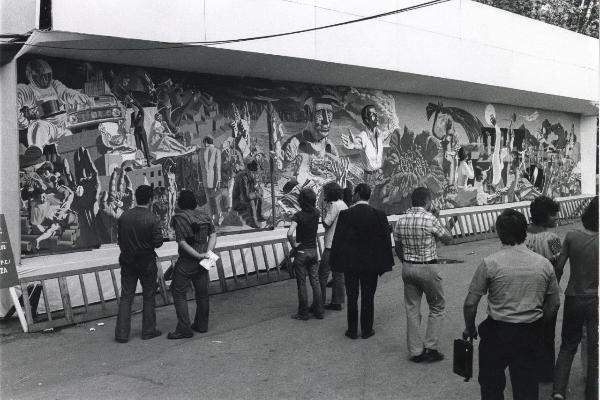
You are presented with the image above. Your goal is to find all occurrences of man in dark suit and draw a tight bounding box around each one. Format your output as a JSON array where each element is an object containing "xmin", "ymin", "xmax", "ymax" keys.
[
  {"xmin": 115, "ymin": 185, "xmax": 164, "ymax": 343},
  {"xmin": 330, "ymin": 183, "xmax": 394, "ymax": 339}
]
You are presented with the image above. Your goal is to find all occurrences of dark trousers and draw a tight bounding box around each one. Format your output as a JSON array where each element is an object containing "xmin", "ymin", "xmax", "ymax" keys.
[
  {"xmin": 344, "ymin": 271, "xmax": 378, "ymax": 335},
  {"xmin": 171, "ymin": 257, "xmax": 210, "ymax": 335},
  {"xmin": 115, "ymin": 258, "xmax": 158, "ymax": 340},
  {"xmin": 553, "ymin": 296, "xmax": 599, "ymax": 400},
  {"xmin": 537, "ymin": 311, "xmax": 558, "ymax": 382},
  {"xmin": 293, "ymin": 248, "xmax": 322, "ymax": 316},
  {"xmin": 478, "ymin": 317, "xmax": 543, "ymax": 400},
  {"xmin": 318, "ymin": 249, "xmax": 345, "ymax": 305},
  {"xmin": 134, "ymin": 129, "xmax": 151, "ymax": 166}
]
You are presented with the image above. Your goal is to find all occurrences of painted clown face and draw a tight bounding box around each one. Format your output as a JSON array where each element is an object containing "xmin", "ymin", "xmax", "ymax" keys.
[{"xmin": 312, "ymin": 102, "xmax": 333, "ymax": 137}]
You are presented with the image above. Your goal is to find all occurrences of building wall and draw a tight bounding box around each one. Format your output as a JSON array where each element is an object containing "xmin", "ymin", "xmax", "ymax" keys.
[
  {"xmin": 15, "ymin": 55, "xmax": 584, "ymax": 258},
  {"xmin": 49, "ymin": 0, "xmax": 599, "ymax": 103}
]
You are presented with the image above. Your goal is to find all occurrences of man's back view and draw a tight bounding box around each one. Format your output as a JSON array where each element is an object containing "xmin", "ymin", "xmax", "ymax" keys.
[{"xmin": 115, "ymin": 185, "xmax": 164, "ymax": 343}]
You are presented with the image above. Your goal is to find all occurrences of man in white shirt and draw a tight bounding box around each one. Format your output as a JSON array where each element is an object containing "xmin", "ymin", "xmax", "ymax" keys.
[
  {"xmin": 342, "ymin": 105, "xmax": 391, "ymax": 181},
  {"xmin": 319, "ymin": 181, "xmax": 348, "ymax": 311}
]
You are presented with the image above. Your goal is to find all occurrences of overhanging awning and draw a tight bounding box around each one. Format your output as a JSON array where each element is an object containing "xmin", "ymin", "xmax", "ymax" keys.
[{"xmin": 13, "ymin": 30, "xmax": 599, "ymax": 116}]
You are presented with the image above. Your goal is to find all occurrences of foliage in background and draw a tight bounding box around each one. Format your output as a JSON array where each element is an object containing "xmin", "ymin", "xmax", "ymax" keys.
[{"xmin": 474, "ymin": 0, "xmax": 599, "ymax": 37}]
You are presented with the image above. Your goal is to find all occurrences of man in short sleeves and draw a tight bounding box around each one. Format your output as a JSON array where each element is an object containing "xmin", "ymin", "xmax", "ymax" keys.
[{"xmin": 463, "ymin": 209, "xmax": 560, "ymax": 400}]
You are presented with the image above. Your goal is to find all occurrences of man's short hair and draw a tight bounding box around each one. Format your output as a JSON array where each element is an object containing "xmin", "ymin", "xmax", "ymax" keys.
[
  {"xmin": 496, "ymin": 209, "xmax": 527, "ymax": 245},
  {"xmin": 530, "ymin": 196, "xmax": 560, "ymax": 225},
  {"xmin": 202, "ymin": 136, "xmax": 214, "ymax": 145},
  {"xmin": 323, "ymin": 181, "xmax": 343, "ymax": 202},
  {"xmin": 298, "ymin": 188, "xmax": 317, "ymax": 212},
  {"xmin": 177, "ymin": 189, "xmax": 198, "ymax": 210},
  {"xmin": 361, "ymin": 105, "xmax": 376, "ymax": 121},
  {"xmin": 581, "ymin": 196, "xmax": 598, "ymax": 232},
  {"xmin": 135, "ymin": 185, "xmax": 154, "ymax": 205},
  {"xmin": 247, "ymin": 160, "xmax": 258, "ymax": 172},
  {"xmin": 354, "ymin": 183, "xmax": 371, "ymax": 201},
  {"xmin": 411, "ymin": 187, "xmax": 431, "ymax": 207}
]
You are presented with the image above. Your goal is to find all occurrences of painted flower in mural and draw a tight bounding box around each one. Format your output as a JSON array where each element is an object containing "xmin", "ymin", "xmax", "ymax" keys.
[{"xmin": 377, "ymin": 127, "xmax": 446, "ymax": 212}]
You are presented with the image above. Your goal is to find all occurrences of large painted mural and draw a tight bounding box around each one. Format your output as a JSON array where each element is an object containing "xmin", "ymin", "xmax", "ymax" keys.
[{"xmin": 16, "ymin": 56, "xmax": 582, "ymax": 256}]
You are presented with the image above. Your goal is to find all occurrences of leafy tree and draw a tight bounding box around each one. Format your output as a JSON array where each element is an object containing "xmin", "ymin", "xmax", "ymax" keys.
[{"xmin": 474, "ymin": 0, "xmax": 599, "ymax": 37}]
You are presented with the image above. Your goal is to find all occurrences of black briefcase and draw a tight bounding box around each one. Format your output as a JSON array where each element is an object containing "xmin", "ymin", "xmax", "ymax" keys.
[{"xmin": 453, "ymin": 338, "xmax": 473, "ymax": 381}]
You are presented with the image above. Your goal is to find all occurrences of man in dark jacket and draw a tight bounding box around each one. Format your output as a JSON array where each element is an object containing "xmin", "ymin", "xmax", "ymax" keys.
[
  {"xmin": 330, "ymin": 183, "xmax": 394, "ymax": 339},
  {"xmin": 115, "ymin": 185, "xmax": 164, "ymax": 343}
]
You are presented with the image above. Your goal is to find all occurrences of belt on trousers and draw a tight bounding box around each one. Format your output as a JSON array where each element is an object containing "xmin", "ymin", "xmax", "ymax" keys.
[{"xmin": 402, "ymin": 259, "xmax": 437, "ymax": 264}]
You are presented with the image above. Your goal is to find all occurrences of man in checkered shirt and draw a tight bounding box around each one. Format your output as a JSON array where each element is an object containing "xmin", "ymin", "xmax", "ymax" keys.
[{"xmin": 393, "ymin": 187, "xmax": 456, "ymax": 363}]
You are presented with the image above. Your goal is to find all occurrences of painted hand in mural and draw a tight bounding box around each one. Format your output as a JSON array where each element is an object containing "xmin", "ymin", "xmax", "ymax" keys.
[
  {"xmin": 330, "ymin": 156, "xmax": 349, "ymax": 187},
  {"xmin": 229, "ymin": 103, "xmax": 252, "ymax": 159},
  {"xmin": 341, "ymin": 128, "xmax": 357, "ymax": 150}
]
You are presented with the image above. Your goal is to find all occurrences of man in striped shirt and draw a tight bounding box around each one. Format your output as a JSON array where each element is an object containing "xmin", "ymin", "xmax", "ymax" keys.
[{"xmin": 393, "ymin": 187, "xmax": 455, "ymax": 363}]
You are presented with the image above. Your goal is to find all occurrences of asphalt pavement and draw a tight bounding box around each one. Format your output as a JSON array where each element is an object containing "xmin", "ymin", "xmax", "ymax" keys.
[{"xmin": 0, "ymin": 223, "xmax": 588, "ymax": 400}]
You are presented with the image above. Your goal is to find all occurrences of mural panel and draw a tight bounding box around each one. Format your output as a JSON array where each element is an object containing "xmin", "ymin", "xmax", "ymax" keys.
[{"xmin": 16, "ymin": 56, "xmax": 582, "ymax": 256}]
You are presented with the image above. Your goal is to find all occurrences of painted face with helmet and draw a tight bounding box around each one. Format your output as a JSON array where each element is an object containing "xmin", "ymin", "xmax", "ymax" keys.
[{"xmin": 25, "ymin": 59, "xmax": 53, "ymax": 89}]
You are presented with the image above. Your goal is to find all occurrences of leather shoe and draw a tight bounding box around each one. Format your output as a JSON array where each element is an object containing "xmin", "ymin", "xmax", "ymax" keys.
[
  {"xmin": 424, "ymin": 349, "xmax": 444, "ymax": 362},
  {"xmin": 314, "ymin": 314, "xmax": 324, "ymax": 320},
  {"xmin": 115, "ymin": 337, "xmax": 128, "ymax": 344},
  {"xmin": 141, "ymin": 330, "xmax": 162, "ymax": 340},
  {"xmin": 361, "ymin": 330, "xmax": 375, "ymax": 339},
  {"xmin": 167, "ymin": 331, "xmax": 193, "ymax": 340},
  {"xmin": 345, "ymin": 330, "xmax": 358, "ymax": 339},
  {"xmin": 409, "ymin": 350, "xmax": 428, "ymax": 363},
  {"xmin": 324, "ymin": 303, "xmax": 342, "ymax": 311},
  {"xmin": 191, "ymin": 323, "xmax": 207, "ymax": 333}
]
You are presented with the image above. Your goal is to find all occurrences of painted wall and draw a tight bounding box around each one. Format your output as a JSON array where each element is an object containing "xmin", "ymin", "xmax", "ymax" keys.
[
  {"xmin": 49, "ymin": 0, "xmax": 599, "ymax": 103},
  {"xmin": 15, "ymin": 55, "xmax": 583, "ymax": 257}
]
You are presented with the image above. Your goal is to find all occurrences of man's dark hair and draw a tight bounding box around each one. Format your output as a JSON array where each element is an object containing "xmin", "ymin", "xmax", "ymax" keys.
[
  {"xmin": 496, "ymin": 209, "xmax": 527, "ymax": 245},
  {"xmin": 135, "ymin": 185, "xmax": 154, "ymax": 205},
  {"xmin": 298, "ymin": 188, "xmax": 316, "ymax": 212},
  {"xmin": 411, "ymin": 187, "xmax": 431, "ymax": 207},
  {"xmin": 177, "ymin": 189, "xmax": 197, "ymax": 210},
  {"xmin": 202, "ymin": 136, "xmax": 214, "ymax": 145},
  {"xmin": 530, "ymin": 196, "xmax": 560, "ymax": 225},
  {"xmin": 581, "ymin": 196, "xmax": 598, "ymax": 232},
  {"xmin": 247, "ymin": 160, "xmax": 258, "ymax": 172},
  {"xmin": 354, "ymin": 183, "xmax": 371, "ymax": 201},
  {"xmin": 361, "ymin": 104, "xmax": 376, "ymax": 121},
  {"xmin": 323, "ymin": 181, "xmax": 343, "ymax": 202}
]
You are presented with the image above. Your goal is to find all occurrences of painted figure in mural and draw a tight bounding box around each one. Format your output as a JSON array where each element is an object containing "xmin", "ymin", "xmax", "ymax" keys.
[
  {"xmin": 155, "ymin": 77, "xmax": 179, "ymax": 134},
  {"xmin": 228, "ymin": 103, "xmax": 252, "ymax": 160},
  {"xmin": 281, "ymin": 95, "xmax": 340, "ymax": 185},
  {"xmin": 232, "ymin": 160, "xmax": 265, "ymax": 228},
  {"xmin": 342, "ymin": 105, "xmax": 392, "ymax": 185},
  {"xmin": 152, "ymin": 186, "xmax": 171, "ymax": 239},
  {"xmin": 98, "ymin": 167, "xmax": 133, "ymax": 243},
  {"xmin": 149, "ymin": 113, "xmax": 196, "ymax": 157},
  {"xmin": 99, "ymin": 121, "xmax": 137, "ymax": 155},
  {"xmin": 163, "ymin": 159, "xmax": 178, "ymax": 238},
  {"xmin": 201, "ymin": 136, "xmax": 223, "ymax": 227},
  {"xmin": 71, "ymin": 147, "xmax": 101, "ymax": 248},
  {"xmin": 455, "ymin": 147, "xmax": 475, "ymax": 188},
  {"xmin": 130, "ymin": 105, "xmax": 151, "ymax": 167},
  {"xmin": 17, "ymin": 59, "xmax": 94, "ymax": 154}
]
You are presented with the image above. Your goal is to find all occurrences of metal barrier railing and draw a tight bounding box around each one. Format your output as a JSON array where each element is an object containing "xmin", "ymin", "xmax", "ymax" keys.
[{"xmin": 17, "ymin": 195, "xmax": 595, "ymax": 332}]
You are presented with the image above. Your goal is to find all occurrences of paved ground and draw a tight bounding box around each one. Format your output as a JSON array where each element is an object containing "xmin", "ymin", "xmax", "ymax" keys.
[{"xmin": 0, "ymin": 223, "xmax": 588, "ymax": 400}]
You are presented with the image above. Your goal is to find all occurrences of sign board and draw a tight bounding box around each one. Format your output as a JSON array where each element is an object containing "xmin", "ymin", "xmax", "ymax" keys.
[{"xmin": 0, "ymin": 215, "xmax": 19, "ymax": 289}]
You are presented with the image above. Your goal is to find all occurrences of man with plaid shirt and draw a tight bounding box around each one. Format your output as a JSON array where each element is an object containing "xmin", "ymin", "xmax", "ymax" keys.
[{"xmin": 393, "ymin": 187, "xmax": 455, "ymax": 362}]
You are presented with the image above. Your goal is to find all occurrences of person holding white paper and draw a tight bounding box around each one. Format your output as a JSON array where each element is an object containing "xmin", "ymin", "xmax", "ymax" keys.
[{"xmin": 168, "ymin": 190, "xmax": 217, "ymax": 340}]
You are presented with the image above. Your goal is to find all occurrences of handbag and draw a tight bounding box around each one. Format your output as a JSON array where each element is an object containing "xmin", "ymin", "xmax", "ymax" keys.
[{"xmin": 453, "ymin": 338, "xmax": 474, "ymax": 381}]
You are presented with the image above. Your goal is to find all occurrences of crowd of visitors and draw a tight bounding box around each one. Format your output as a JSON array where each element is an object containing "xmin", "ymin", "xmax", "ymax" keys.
[{"xmin": 114, "ymin": 182, "xmax": 598, "ymax": 400}]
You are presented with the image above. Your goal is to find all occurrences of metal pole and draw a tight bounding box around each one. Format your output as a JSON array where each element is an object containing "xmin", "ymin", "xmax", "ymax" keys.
[{"xmin": 267, "ymin": 102, "xmax": 277, "ymax": 230}]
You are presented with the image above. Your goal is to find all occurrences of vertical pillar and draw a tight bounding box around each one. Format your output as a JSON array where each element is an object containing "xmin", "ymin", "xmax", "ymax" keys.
[
  {"xmin": 0, "ymin": 60, "xmax": 21, "ymax": 264},
  {"xmin": 579, "ymin": 114, "xmax": 598, "ymax": 195}
]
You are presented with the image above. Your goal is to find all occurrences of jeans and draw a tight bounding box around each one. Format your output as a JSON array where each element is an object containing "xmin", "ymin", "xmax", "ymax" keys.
[
  {"xmin": 115, "ymin": 257, "xmax": 158, "ymax": 340},
  {"xmin": 293, "ymin": 248, "xmax": 322, "ymax": 316},
  {"xmin": 401, "ymin": 262, "xmax": 445, "ymax": 356},
  {"xmin": 553, "ymin": 296, "xmax": 599, "ymax": 400},
  {"xmin": 318, "ymin": 249, "xmax": 345, "ymax": 305},
  {"xmin": 478, "ymin": 317, "xmax": 542, "ymax": 400},
  {"xmin": 345, "ymin": 271, "xmax": 378, "ymax": 335},
  {"xmin": 171, "ymin": 257, "xmax": 210, "ymax": 335}
]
